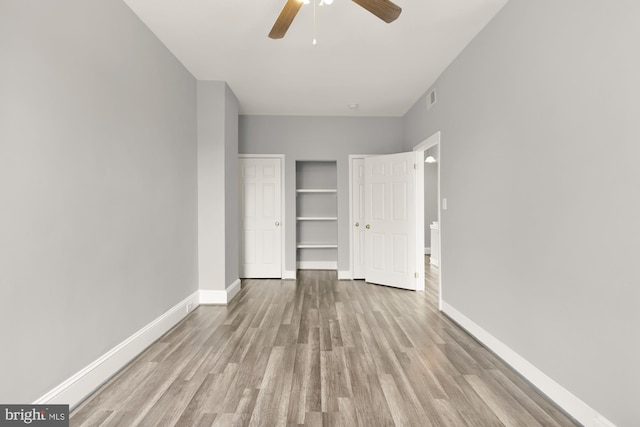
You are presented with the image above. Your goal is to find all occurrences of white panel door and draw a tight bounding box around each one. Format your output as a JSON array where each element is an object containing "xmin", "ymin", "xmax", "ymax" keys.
[
  {"xmin": 240, "ymin": 158, "xmax": 282, "ymax": 278},
  {"xmin": 352, "ymin": 158, "xmax": 366, "ymax": 279},
  {"xmin": 364, "ymin": 152, "xmax": 417, "ymax": 290}
]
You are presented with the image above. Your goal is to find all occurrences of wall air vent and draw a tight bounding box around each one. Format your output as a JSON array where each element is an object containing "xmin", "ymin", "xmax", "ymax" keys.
[{"xmin": 427, "ymin": 88, "xmax": 437, "ymax": 110}]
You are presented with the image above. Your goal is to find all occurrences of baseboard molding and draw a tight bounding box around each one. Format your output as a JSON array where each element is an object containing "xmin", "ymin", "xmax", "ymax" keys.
[
  {"xmin": 34, "ymin": 291, "xmax": 200, "ymax": 410},
  {"xmin": 441, "ymin": 301, "xmax": 617, "ymax": 427},
  {"xmin": 296, "ymin": 261, "xmax": 337, "ymax": 270},
  {"xmin": 283, "ymin": 270, "xmax": 297, "ymax": 280},
  {"xmin": 338, "ymin": 270, "xmax": 352, "ymax": 280},
  {"xmin": 424, "ymin": 247, "xmax": 431, "ymax": 255},
  {"xmin": 226, "ymin": 279, "xmax": 241, "ymax": 302},
  {"xmin": 200, "ymin": 279, "xmax": 242, "ymax": 305}
]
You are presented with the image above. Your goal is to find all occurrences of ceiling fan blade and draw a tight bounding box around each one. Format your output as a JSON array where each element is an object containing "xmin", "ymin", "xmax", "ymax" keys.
[
  {"xmin": 352, "ymin": 0, "xmax": 402, "ymax": 23},
  {"xmin": 269, "ymin": 0, "xmax": 304, "ymax": 39}
]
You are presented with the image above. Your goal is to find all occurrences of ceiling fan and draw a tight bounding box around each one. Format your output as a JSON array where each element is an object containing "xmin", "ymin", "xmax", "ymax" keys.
[{"xmin": 268, "ymin": 0, "xmax": 402, "ymax": 39}]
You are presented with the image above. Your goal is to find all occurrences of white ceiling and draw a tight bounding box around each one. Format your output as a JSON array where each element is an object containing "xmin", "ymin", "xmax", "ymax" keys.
[{"xmin": 122, "ymin": 0, "xmax": 509, "ymax": 116}]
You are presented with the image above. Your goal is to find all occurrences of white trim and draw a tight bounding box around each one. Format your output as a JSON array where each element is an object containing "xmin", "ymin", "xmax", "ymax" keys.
[
  {"xmin": 424, "ymin": 247, "xmax": 431, "ymax": 255},
  {"xmin": 226, "ymin": 278, "xmax": 242, "ymax": 302},
  {"xmin": 200, "ymin": 279, "xmax": 242, "ymax": 305},
  {"xmin": 280, "ymin": 156, "xmax": 286, "ymax": 279},
  {"xmin": 198, "ymin": 290, "xmax": 229, "ymax": 304},
  {"xmin": 338, "ymin": 270, "xmax": 352, "ymax": 280},
  {"xmin": 34, "ymin": 291, "xmax": 200, "ymax": 410},
  {"xmin": 441, "ymin": 301, "xmax": 617, "ymax": 427},
  {"xmin": 239, "ymin": 154, "xmax": 286, "ymax": 279},
  {"xmin": 414, "ymin": 151, "xmax": 425, "ymax": 291},
  {"xmin": 412, "ymin": 131, "xmax": 441, "ymax": 152},
  {"xmin": 413, "ymin": 131, "xmax": 442, "ymax": 308},
  {"xmin": 593, "ymin": 416, "xmax": 618, "ymax": 427},
  {"xmin": 296, "ymin": 261, "xmax": 337, "ymax": 270},
  {"xmin": 283, "ymin": 270, "xmax": 297, "ymax": 280}
]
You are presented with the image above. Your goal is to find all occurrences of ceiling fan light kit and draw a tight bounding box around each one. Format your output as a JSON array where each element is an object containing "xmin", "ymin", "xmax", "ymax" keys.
[{"xmin": 269, "ymin": 0, "xmax": 402, "ymax": 40}]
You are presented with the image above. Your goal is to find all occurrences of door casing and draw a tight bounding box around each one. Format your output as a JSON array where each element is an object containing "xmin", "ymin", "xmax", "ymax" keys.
[
  {"xmin": 413, "ymin": 131, "xmax": 442, "ymax": 308},
  {"xmin": 348, "ymin": 131, "xmax": 441, "ymax": 300}
]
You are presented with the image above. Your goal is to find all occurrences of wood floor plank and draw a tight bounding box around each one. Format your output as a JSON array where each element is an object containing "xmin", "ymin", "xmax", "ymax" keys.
[
  {"xmin": 464, "ymin": 372, "xmax": 544, "ymax": 427},
  {"xmin": 485, "ymin": 368, "xmax": 567, "ymax": 427},
  {"xmin": 442, "ymin": 373, "xmax": 504, "ymax": 427},
  {"xmin": 304, "ymin": 328, "xmax": 322, "ymax": 413},
  {"xmin": 72, "ymin": 409, "xmax": 112, "ymax": 427},
  {"xmin": 99, "ymin": 410, "xmax": 136, "ymax": 427},
  {"xmin": 71, "ymin": 266, "xmax": 577, "ymax": 427},
  {"xmin": 351, "ymin": 375, "xmax": 395, "ymax": 427},
  {"xmin": 137, "ymin": 377, "xmax": 203, "ymax": 427},
  {"xmin": 433, "ymin": 398, "xmax": 469, "ymax": 427},
  {"xmin": 286, "ymin": 373, "xmax": 306, "ymax": 425},
  {"xmin": 380, "ymin": 373, "xmax": 430, "ymax": 427}
]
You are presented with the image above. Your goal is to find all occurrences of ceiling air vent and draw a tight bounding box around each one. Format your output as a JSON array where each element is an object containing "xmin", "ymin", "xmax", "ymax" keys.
[{"xmin": 427, "ymin": 88, "xmax": 437, "ymax": 110}]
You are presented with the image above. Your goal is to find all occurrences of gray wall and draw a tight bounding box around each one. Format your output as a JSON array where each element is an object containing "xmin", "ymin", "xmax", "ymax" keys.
[
  {"xmin": 197, "ymin": 81, "xmax": 239, "ymax": 291},
  {"xmin": 403, "ymin": 0, "xmax": 640, "ymax": 424},
  {"xmin": 224, "ymin": 86, "xmax": 240, "ymax": 286},
  {"xmin": 0, "ymin": 0, "xmax": 198, "ymax": 403},
  {"xmin": 239, "ymin": 116, "xmax": 405, "ymax": 274}
]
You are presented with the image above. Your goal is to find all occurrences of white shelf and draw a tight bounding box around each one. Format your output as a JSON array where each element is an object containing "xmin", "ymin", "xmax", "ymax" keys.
[
  {"xmin": 297, "ymin": 243, "xmax": 338, "ymax": 249},
  {"xmin": 296, "ymin": 217, "xmax": 338, "ymax": 221},
  {"xmin": 296, "ymin": 189, "xmax": 337, "ymax": 194}
]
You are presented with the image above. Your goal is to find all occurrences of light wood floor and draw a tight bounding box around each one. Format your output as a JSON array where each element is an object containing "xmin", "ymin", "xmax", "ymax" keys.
[{"xmin": 71, "ymin": 259, "xmax": 577, "ymax": 426}]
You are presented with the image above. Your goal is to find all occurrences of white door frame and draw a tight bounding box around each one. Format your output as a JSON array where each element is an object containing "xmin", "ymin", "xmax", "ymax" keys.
[
  {"xmin": 348, "ymin": 154, "xmax": 374, "ymax": 280},
  {"xmin": 239, "ymin": 154, "xmax": 286, "ymax": 279},
  {"xmin": 413, "ymin": 131, "xmax": 442, "ymax": 309}
]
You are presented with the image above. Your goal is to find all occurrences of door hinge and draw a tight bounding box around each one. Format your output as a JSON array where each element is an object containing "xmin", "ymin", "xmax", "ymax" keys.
[
  {"xmin": 414, "ymin": 272, "xmax": 419, "ymax": 278},
  {"xmin": 413, "ymin": 163, "xmax": 416, "ymax": 170}
]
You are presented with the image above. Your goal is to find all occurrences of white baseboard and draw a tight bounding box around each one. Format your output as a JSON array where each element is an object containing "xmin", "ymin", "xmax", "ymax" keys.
[
  {"xmin": 424, "ymin": 247, "xmax": 431, "ymax": 255},
  {"xmin": 34, "ymin": 291, "xmax": 200, "ymax": 410},
  {"xmin": 338, "ymin": 270, "xmax": 352, "ymax": 280},
  {"xmin": 441, "ymin": 301, "xmax": 617, "ymax": 427},
  {"xmin": 200, "ymin": 279, "xmax": 242, "ymax": 305},
  {"xmin": 34, "ymin": 280, "xmax": 245, "ymax": 411},
  {"xmin": 283, "ymin": 270, "xmax": 297, "ymax": 280},
  {"xmin": 227, "ymin": 279, "xmax": 241, "ymax": 302},
  {"xmin": 296, "ymin": 261, "xmax": 338, "ymax": 270}
]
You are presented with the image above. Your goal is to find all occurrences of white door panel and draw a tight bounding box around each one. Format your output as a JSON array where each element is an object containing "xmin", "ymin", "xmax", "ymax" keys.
[
  {"xmin": 240, "ymin": 158, "xmax": 282, "ymax": 278},
  {"xmin": 364, "ymin": 152, "xmax": 417, "ymax": 290}
]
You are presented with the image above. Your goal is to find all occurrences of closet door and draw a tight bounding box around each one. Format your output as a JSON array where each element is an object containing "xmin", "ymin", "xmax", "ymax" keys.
[{"xmin": 240, "ymin": 157, "xmax": 282, "ymax": 278}]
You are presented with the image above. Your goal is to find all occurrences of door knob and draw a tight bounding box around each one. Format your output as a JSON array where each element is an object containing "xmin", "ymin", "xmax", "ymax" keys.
[
  {"xmin": 355, "ymin": 222, "xmax": 360, "ymax": 227},
  {"xmin": 275, "ymin": 221, "xmax": 280, "ymax": 226},
  {"xmin": 366, "ymin": 224, "xmax": 371, "ymax": 229}
]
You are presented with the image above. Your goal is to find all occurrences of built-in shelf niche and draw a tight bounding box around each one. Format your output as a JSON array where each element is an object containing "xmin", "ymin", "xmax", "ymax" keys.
[{"xmin": 295, "ymin": 161, "xmax": 338, "ymax": 270}]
